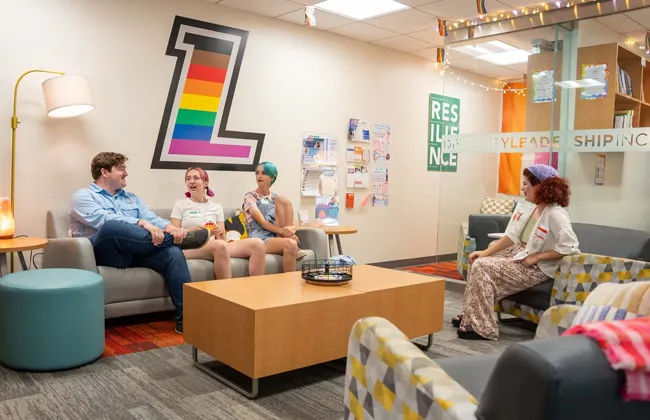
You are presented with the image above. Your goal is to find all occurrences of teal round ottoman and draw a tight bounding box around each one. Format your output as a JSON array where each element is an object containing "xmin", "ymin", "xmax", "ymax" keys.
[{"xmin": 0, "ymin": 268, "xmax": 104, "ymax": 371}]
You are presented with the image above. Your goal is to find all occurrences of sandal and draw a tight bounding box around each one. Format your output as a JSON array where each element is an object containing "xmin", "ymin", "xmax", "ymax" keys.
[
  {"xmin": 451, "ymin": 315, "xmax": 463, "ymax": 328},
  {"xmin": 457, "ymin": 325, "xmax": 489, "ymax": 340}
]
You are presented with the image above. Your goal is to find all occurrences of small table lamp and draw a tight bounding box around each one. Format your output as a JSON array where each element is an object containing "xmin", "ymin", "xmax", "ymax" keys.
[{"xmin": 0, "ymin": 197, "xmax": 15, "ymax": 240}]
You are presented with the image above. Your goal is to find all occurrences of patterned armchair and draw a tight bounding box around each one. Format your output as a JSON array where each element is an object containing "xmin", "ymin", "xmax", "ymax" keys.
[
  {"xmin": 344, "ymin": 282, "xmax": 650, "ymax": 420},
  {"xmin": 496, "ymin": 252, "xmax": 650, "ymax": 324}
]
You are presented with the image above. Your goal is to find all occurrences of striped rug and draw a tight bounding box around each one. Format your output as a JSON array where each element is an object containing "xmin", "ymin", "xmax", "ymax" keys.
[{"xmin": 400, "ymin": 261, "xmax": 464, "ymax": 281}]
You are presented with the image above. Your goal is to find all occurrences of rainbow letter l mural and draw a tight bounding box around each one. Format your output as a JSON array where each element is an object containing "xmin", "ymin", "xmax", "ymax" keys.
[{"xmin": 151, "ymin": 16, "xmax": 265, "ymax": 171}]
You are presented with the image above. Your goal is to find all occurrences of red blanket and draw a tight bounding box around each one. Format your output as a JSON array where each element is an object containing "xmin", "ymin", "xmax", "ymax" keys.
[{"xmin": 563, "ymin": 317, "xmax": 650, "ymax": 401}]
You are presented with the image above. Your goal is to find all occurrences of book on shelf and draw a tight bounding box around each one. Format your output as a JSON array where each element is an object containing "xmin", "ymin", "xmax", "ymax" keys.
[
  {"xmin": 613, "ymin": 110, "xmax": 635, "ymax": 128},
  {"xmin": 616, "ymin": 65, "xmax": 633, "ymax": 96}
]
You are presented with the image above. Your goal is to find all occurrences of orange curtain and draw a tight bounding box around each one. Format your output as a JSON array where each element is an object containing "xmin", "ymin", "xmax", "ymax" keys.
[{"xmin": 498, "ymin": 82, "xmax": 527, "ymax": 195}]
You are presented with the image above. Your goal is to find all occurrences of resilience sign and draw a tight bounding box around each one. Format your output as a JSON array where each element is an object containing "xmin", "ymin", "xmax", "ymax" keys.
[{"xmin": 428, "ymin": 93, "xmax": 460, "ymax": 172}]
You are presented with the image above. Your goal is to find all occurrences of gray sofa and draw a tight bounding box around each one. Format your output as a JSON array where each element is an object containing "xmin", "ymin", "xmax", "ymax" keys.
[{"xmin": 42, "ymin": 209, "xmax": 328, "ymax": 319}]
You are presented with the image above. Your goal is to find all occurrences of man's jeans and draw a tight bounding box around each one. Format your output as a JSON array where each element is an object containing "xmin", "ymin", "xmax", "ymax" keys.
[{"xmin": 90, "ymin": 220, "xmax": 191, "ymax": 323}]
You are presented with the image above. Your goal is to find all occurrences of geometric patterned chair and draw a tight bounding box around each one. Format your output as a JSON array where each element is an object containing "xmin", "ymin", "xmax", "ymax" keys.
[
  {"xmin": 344, "ymin": 282, "xmax": 650, "ymax": 420},
  {"xmin": 496, "ymin": 253, "xmax": 650, "ymax": 325}
]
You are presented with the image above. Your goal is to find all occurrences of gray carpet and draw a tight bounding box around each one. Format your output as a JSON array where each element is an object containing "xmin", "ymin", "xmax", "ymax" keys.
[{"xmin": 0, "ymin": 290, "xmax": 533, "ymax": 420}]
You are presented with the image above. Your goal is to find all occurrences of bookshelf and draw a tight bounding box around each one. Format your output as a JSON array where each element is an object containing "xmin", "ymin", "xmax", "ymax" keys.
[{"xmin": 574, "ymin": 43, "xmax": 650, "ymax": 129}]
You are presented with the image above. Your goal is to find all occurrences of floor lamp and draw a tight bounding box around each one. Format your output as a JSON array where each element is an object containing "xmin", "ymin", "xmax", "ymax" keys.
[{"xmin": 5, "ymin": 70, "xmax": 94, "ymax": 269}]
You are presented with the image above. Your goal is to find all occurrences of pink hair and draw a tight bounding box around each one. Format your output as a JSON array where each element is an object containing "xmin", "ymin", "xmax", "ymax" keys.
[{"xmin": 184, "ymin": 167, "xmax": 215, "ymax": 197}]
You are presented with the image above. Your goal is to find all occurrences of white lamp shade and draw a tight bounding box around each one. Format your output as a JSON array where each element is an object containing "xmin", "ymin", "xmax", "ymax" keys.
[{"xmin": 42, "ymin": 75, "xmax": 94, "ymax": 118}]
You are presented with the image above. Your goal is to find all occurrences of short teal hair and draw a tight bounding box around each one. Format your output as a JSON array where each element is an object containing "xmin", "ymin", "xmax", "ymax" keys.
[{"xmin": 259, "ymin": 161, "xmax": 278, "ymax": 186}]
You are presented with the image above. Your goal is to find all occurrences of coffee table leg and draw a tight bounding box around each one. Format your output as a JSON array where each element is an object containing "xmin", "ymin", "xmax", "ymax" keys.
[
  {"xmin": 192, "ymin": 347, "xmax": 259, "ymax": 399},
  {"xmin": 414, "ymin": 334, "xmax": 433, "ymax": 351},
  {"xmin": 335, "ymin": 234, "xmax": 343, "ymax": 255}
]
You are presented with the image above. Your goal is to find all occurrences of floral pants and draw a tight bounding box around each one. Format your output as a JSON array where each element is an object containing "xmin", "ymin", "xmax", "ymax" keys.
[{"xmin": 460, "ymin": 245, "xmax": 550, "ymax": 340}]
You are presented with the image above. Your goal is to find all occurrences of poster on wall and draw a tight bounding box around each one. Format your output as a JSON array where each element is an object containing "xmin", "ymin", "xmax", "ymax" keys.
[
  {"xmin": 532, "ymin": 69, "xmax": 555, "ymax": 103},
  {"xmin": 581, "ymin": 63, "xmax": 608, "ymax": 100},
  {"xmin": 315, "ymin": 196, "xmax": 340, "ymax": 226},
  {"xmin": 595, "ymin": 153, "xmax": 606, "ymax": 185},
  {"xmin": 348, "ymin": 118, "xmax": 370, "ymax": 141},
  {"xmin": 302, "ymin": 134, "xmax": 337, "ymax": 165},
  {"xmin": 151, "ymin": 16, "xmax": 266, "ymax": 172},
  {"xmin": 372, "ymin": 124, "xmax": 391, "ymax": 162},
  {"xmin": 427, "ymin": 93, "xmax": 459, "ymax": 172}
]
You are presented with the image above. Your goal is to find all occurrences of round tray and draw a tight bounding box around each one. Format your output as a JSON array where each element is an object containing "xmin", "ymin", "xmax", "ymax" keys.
[{"xmin": 305, "ymin": 279, "xmax": 350, "ymax": 286}]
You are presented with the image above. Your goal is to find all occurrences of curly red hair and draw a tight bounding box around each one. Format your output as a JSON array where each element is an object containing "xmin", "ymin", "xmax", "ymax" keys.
[{"xmin": 524, "ymin": 168, "xmax": 571, "ymax": 207}]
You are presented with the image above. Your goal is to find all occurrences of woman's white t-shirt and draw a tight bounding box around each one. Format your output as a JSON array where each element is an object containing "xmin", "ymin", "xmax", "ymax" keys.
[{"xmin": 171, "ymin": 198, "xmax": 225, "ymax": 230}]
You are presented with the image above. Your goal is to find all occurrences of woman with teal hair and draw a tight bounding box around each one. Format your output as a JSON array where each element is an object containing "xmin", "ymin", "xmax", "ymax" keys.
[{"xmin": 243, "ymin": 162, "xmax": 307, "ymax": 272}]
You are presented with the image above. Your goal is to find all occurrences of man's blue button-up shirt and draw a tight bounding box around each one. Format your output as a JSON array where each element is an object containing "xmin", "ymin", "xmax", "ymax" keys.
[{"xmin": 70, "ymin": 183, "xmax": 169, "ymax": 238}]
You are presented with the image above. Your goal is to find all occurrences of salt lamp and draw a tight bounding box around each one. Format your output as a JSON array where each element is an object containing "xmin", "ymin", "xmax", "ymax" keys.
[{"xmin": 0, "ymin": 197, "xmax": 15, "ymax": 240}]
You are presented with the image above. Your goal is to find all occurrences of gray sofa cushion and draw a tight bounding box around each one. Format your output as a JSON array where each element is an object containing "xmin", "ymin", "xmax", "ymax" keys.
[
  {"xmin": 505, "ymin": 279, "xmax": 554, "ymax": 311},
  {"xmin": 573, "ymin": 223, "xmax": 650, "ymax": 261},
  {"xmin": 435, "ymin": 355, "xmax": 499, "ymax": 400}
]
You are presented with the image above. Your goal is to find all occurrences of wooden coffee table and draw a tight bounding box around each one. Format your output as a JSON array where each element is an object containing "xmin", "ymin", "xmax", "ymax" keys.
[{"xmin": 183, "ymin": 265, "xmax": 445, "ymax": 398}]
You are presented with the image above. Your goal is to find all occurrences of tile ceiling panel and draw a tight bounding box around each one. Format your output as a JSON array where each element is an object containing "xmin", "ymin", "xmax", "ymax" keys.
[
  {"xmin": 395, "ymin": 0, "xmax": 444, "ymax": 6},
  {"xmin": 287, "ymin": 0, "xmax": 323, "ymax": 5},
  {"xmin": 328, "ymin": 22, "xmax": 399, "ymax": 42},
  {"xmin": 597, "ymin": 14, "xmax": 644, "ymax": 34},
  {"xmin": 364, "ymin": 8, "xmax": 439, "ymax": 33},
  {"xmin": 417, "ymin": 0, "xmax": 510, "ymax": 21},
  {"xmin": 499, "ymin": 0, "xmax": 543, "ymax": 6},
  {"xmin": 218, "ymin": 0, "xmax": 300, "ymax": 18},
  {"xmin": 408, "ymin": 28, "xmax": 444, "ymax": 45},
  {"xmin": 278, "ymin": 8, "xmax": 355, "ymax": 30},
  {"xmin": 371, "ymin": 35, "xmax": 434, "ymax": 52},
  {"xmin": 622, "ymin": 30, "xmax": 648, "ymax": 44},
  {"xmin": 626, "ymin": 8, "xmax": 650, "ymax": 29}
]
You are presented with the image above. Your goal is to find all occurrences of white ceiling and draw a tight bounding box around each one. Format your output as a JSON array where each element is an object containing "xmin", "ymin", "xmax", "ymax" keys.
[{"xmin": 201, "ymin": 0, "xmax": 650, "ymax": 80}]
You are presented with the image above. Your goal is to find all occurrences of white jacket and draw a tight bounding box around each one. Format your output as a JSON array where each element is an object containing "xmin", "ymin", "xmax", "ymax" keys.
[{"xmin": 504, "ymin": 201, "xmax": 580, "ymax": 277}]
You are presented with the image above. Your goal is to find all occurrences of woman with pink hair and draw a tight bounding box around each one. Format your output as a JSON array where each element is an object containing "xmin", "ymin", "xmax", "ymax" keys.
[{"xmin": 170, "ymin": 167, "xmax": 266, "ymax": 279}]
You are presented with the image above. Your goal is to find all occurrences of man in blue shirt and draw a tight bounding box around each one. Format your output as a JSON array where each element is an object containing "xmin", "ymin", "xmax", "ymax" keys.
[{"xmin": 70, "ymin": 152, "xmax": 209, "ymax": 334}]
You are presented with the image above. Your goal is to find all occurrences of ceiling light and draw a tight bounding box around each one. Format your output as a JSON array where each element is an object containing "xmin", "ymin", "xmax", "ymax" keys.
[
  {"xmin": 477, "ymin": 50, "xmax": 531, "ymax": 65},
  {"xmin": 453, "ymin": 41, "xmax": 531, "ymax": 65},
  {"xmin": 555, "ymin": 79, "xmax": 605, "ymax": 88},
  {"xmin": 313, "ymin": 0, "xmax": 409, "ymax": 20}
]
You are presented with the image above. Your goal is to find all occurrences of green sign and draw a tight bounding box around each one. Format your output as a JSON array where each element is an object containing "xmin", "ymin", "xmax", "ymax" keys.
[{"xmin": 427, "ymin": 93, "xmax": 460, "ymax": 172}]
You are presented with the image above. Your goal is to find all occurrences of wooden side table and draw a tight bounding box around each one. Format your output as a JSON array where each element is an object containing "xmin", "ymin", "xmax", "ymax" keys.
[
  {"xmin": 0, "ymin": 237, "xmax": 49, "ymax": 276},
  {"xmin": 322, "ymin": 226, "xmax": 357, "ymax": 257}
]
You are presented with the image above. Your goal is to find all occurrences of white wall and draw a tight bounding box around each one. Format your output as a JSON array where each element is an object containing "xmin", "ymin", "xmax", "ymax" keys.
[
  {"xmin": 566, "ymin": 19, "xmax": 650, "ymax": 230},
  {"xmin": 0, "ymin": 0, "xmax": 501, "ymax": 264}
]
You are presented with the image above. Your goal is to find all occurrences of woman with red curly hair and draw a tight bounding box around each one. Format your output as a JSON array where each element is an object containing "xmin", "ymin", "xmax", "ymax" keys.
[{"xmin": 454, "ymin": 164, "xmax": 580, "ymax": 340}]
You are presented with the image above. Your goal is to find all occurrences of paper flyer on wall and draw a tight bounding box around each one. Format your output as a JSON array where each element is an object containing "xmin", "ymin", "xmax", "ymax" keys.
[
  {"xmin": 301, "ymin": 167, "xmax": 323, "ymax": 196},
  {"xmin": 581, "ymin": 63, "xmax": 608, "ymax": 100},
  {"xmin": 315, "ymin": 196, "xmax": 340, "ymax": 226},
  {"xmin": 532, "ymin": 69, "xmax": 555, "ymax": 103},
  {"xmin": 320, "ymin": 167, "xmax": 338, "ymax": 196},
  {"xmin": 373, "ymin": 123, "xmax": 391, "ymax": 162},
  {"xmin": 302, "ymin": 134, "xmax": 337, "ymax": 165},
  {"xmin": 371, "ymin": 194, "xmax": 389, "ymax": 207},
  {"xmin": 372, "ymin": 167, "xmax": 389, "ymax": 194},
  {"xmin": 346, "ymin": 164, "xmax": 369, "ymax": 189},
  {"xmin": 348, "ymin": 118, "xmax": 370, "ymax": 142}
]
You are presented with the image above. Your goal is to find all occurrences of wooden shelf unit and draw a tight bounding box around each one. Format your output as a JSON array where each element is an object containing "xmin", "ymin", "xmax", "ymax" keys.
[{"xmin": 574, "ymin": 43, "xmax": 650, "ymax": 129}]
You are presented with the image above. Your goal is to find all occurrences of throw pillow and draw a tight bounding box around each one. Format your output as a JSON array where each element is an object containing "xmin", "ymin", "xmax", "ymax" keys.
[
  {"xmin": 480, "ymin": 196, "xmax": 515, "ymax": 215},
  {"xmin": 225, "ymin": 211, "xmax": 248, "ymax": 239}
]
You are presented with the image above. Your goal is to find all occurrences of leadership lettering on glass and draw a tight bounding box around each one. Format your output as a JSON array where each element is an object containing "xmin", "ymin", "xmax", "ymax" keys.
[{"xmin": 441, "ymin": 128, "xmax": 650, "ymax": 154}]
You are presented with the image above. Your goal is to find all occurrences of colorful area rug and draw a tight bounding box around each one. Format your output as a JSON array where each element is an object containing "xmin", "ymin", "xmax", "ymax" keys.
[
  {"xmin": 103, "ymin": 317, "xmax": 184, "ymax": 358},
  {"xmin": 401, "ymin": 261, "xmax": 464, "ymax": 281}
]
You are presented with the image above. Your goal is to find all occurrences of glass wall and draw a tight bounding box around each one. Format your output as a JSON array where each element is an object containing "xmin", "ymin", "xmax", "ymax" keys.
[{"xmin": 432, "ymin": 9, "xmax": 650, "ymax": 280}]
